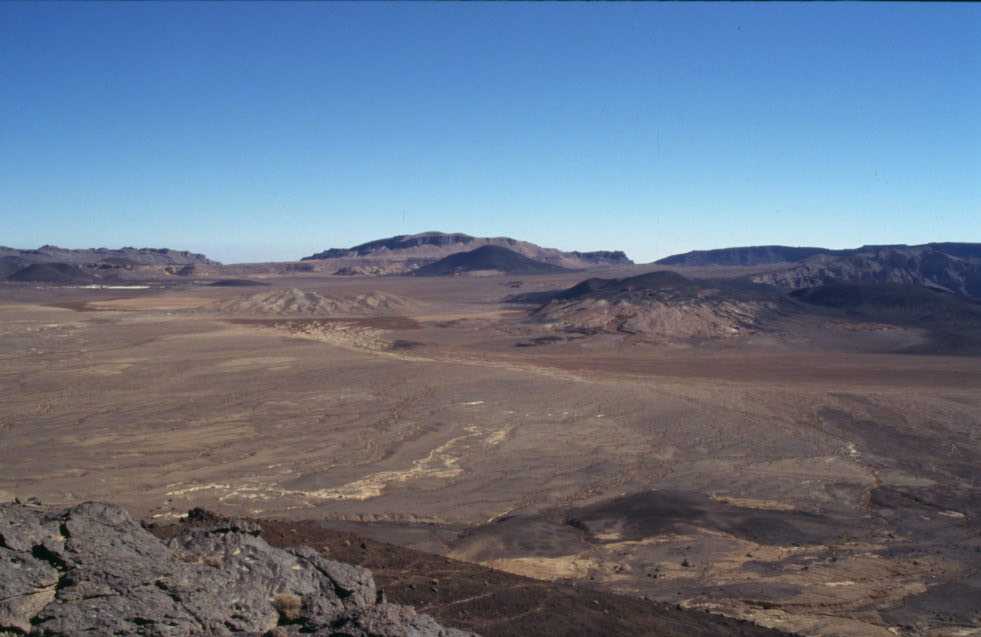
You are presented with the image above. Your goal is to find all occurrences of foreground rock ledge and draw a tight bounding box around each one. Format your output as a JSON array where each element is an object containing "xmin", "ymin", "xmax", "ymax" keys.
[{"xmin": 0, "ymin": 501, "xmax": 475, "ymax": 636}]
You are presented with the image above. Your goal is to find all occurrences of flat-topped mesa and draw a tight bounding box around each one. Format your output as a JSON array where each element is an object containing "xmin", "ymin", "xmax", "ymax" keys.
[{"xmin": 302, "ymin": 231, "xmax": 632, "ymax": 269}]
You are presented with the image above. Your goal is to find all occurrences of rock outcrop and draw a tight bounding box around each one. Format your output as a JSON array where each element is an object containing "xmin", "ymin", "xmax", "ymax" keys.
[{"xmin": 0, "ymin": 501, "xmax": 474, "ymax": 636}]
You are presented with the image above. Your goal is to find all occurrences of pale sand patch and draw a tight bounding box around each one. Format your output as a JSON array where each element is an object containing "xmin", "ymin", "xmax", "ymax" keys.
[
  {"xmin": 303, "ymin": 427, "xmax": 483, "ymax": 500},
  {"xmin": 692, "ymin": 602, "xmax": 898, "ymax": 637},
  {"xmin": 166, "ymin": 425, "xmax": 504, "ymax": 505},
  {"xmin": 484, "ymin": 555, "xmax": 601, "ymax": 580},
  {"xmin": 711, "ymin": 495, "xmax": 796, "ymax": 511},
  {"xmin": 73, "ymin": 360, "xmax": 138, "ymax": 376},
  {"xmin": 151, "ymin": 511, "xmax": 190, "ymax": 520},
  {"xmin": 87, "ymin": 296, "xmax": 212, "ymax": 311},
  {"xmin": 594, "ymin": 531, "xmax": 624, "ymax": 541},
  {"xmin": 214, "ymin": 356, "xmax": 296, "ymax": 371},
  {"xmin": 166, "ymin": 483, "xmax": 232, "ymax": 497},
  {"xmin": 484, "ymin": 427, "xmax": 511, "ymax": 446}
]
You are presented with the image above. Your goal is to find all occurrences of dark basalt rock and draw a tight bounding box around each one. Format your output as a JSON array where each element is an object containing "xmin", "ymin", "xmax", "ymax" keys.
[
  {"xmin": 0, "ymin": 501, "xmax": 475, "ymax": 636},
  {"xmin": 413, "ymin": 245, "xmax": 569, "ymax": 276}
]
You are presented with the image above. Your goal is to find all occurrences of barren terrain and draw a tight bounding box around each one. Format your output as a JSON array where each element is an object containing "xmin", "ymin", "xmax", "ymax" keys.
[{"xmin": 1, "ymin": 269, "xmax": 979, "ymax": 637}]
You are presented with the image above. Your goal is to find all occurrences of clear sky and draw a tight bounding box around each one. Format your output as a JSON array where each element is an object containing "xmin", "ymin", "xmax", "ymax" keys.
[{"xmin": 2, "ymin": 2, "xmax": 979, "ymax": 264}]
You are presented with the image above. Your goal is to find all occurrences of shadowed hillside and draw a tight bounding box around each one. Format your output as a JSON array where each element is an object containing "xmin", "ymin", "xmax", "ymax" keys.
[
  {"xmin": 6, "ymin": 262, "xmax": 95, "ymax": 284},
  {"xmin": 413, "ymin": 245, "xmax": 571, "ymax": 276}
]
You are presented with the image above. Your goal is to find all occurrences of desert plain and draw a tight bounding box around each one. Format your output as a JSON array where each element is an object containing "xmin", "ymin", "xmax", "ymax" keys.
[{"xmin": 1, "ymin": 266, "xmax": 979, "ymax": 637}]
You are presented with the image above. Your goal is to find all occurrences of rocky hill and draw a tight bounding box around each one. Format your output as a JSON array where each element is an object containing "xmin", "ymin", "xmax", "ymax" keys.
[
  {"xmin": 0, "ymin": 500, "xmax": 472, "ymax": 636},
  {"xmin": 754, "ymin": 245, "xmax": 981, "ymax": 299},
  {"xmin": 525, "ymin": 271, "xmax": 783, "ymax": 341},
  {"xmin": 412, "ymin": 245, "xmax": 570, "ymax": 276},
  {"xmin": 302, "ymin": 232, "xmax": 631, "ymax": 270}
]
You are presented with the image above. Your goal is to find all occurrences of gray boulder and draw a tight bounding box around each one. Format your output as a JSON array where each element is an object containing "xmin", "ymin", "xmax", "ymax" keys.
[{"xmin": 0, "ymin": 501, "xmax": 475, "ymax": 637}]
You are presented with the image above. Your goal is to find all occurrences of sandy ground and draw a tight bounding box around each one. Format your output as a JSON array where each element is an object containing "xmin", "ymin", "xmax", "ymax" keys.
[{"xmin": 1, "ymin": 274, "xmax": 979, "ymax": 637}]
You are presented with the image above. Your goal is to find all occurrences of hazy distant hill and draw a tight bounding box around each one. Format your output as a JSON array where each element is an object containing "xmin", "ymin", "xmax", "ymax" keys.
[
  {"xmin": 0, "ymin": 245, "xmax": 219, "ymax": 267},
  {"xmin": 0, "ymin": 245, "xmax": 220, "ymax": 283},
  {"xmin": 302, "ymin": 231, "xmax": 631, "ymax": 269},
  {"xmin": 412, "ymin": 245, "xmax": 571, "ymax": 276},
  {"xmin": 656, "ymin": 245, "xmax": 832, "ymax": 266}
]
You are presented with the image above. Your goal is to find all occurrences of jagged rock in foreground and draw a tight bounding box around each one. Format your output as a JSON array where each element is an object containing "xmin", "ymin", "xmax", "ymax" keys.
[{"xmin": 0, "ymin": 501, "xmax": 474, "ymax": 637}]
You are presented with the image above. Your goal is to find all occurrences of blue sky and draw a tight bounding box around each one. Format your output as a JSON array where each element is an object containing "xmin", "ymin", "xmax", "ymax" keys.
[{"xmin": 1, "ymin": 3, "xmax": 979, "ymax": 264}]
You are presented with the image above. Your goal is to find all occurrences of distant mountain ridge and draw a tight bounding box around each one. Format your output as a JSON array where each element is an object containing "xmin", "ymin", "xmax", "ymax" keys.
[
  {"xmin": 753, "ymin": 245, "xmax": 981, "ymax": 299},
  {"xmin": 657, "ymin": 242, "xmax": 981, "ymax": 267},
  {"xmin": 0, "ymin": 245, "xmax": 219, "ymax": 266},
  {"xmin": 656, "ymin": 246, "xmax": 832, "ymax": 266},
  {"xmin": 0, "ymin": 245, "xmax": 219, "ymax": 283},
  {"xmin": 657, "ymin": 242, "xmax": 981, "ymax": 300},
  {"xmin": 302, "ymin": 231, "xmax": 632, "ymax": 269}
]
